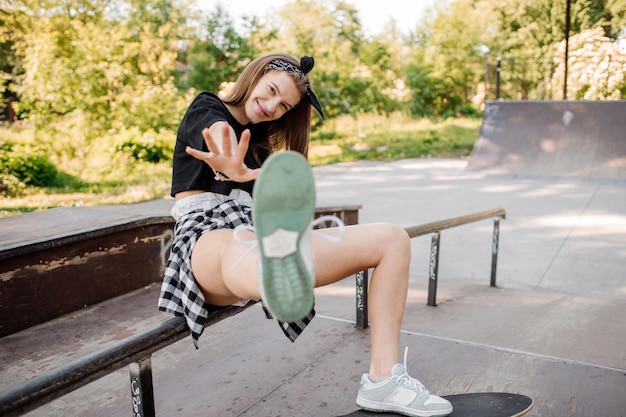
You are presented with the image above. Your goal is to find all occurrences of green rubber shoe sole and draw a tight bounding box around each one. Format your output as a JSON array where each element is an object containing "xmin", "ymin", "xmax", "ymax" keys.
[{"xmin": 252, "ymin": 151, "xmax": 316, "ymax": 323}]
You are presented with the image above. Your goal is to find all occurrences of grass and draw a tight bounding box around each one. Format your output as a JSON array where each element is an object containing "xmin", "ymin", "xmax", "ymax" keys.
[
  {"xmin": 0, "ymin": 113, "xmax": 480, "ymax": 218},
  {"xmin": 0, "ymin": 163, "xmax": 172, "ymax": 218},
  {"xmin": 309, "ymin": 112, "xmax": 479, "ymax": 165}
]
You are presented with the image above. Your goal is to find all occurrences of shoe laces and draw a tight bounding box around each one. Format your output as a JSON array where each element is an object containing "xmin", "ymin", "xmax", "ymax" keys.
[
  {"xmin": 231, "ymin": 215, "xmax": 345, "ymax": 266},
  {"xmin": 310, "ymin": 215, "xmax": 346, "ymax": 242},
  {"xmin": 396, "ymin": 346, "xmax": 428, "ymax": 394}
]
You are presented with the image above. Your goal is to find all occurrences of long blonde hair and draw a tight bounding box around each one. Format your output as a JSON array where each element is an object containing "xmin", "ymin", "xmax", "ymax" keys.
[{"xmin": 222, "ymin": 53, "xmax": 314, "ymax": 159}]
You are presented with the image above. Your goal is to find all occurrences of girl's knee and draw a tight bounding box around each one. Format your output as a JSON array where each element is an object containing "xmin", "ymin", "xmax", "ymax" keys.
[{"xmin": 375, "ymin": 223, "xmax": 411, "ymax": 254}]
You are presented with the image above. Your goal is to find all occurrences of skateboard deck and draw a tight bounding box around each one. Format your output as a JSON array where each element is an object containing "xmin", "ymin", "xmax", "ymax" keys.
[{"xmin": 338, "ymin": 392, "xmax": 533, "ymax": 417}]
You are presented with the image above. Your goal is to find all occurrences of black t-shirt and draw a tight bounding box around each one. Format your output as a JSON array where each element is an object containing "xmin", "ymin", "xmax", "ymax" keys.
[{"xmin": 171, "ymin": 92, "xmax": 266, "ymax": 197}]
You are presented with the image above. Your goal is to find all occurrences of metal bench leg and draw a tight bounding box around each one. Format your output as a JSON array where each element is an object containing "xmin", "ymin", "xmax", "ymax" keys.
[
  {"xmin": 356, "ymin": 269, "xmax": 369, "ymax": 329},
  {"xmin": 490, "ymin": 217, "xmax": 501, "ymax": 287},
  {"xmin": 129, "ymin": 356, "xmax": 155, "ymax": 417},
  {"xmin": 427, "ymin": 231, "xmax": 441, "ymax": 306}
]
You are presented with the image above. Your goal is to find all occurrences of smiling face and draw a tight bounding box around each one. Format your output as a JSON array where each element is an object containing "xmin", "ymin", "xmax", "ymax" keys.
[{"xmin": 243, "ymin": 71, "xmax": 303, "ymax": 124}]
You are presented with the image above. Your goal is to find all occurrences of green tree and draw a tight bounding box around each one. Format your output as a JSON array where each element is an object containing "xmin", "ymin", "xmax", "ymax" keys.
[
  {"xmin": 0, "ymin": 0, "xmax": 108, "ymax": 121},
  {"xmin": 255, "ymin": 0, "xmax": 403, "ymax": 118},
  {"xmin": 185, "ymin": 5, "xmax": 257, "ymax": 93},
  {"xmin": 417, "ymin": 0, "xmax": 492, "ymax": 111},
  {"xmin": 12, "ymin": 19, "xmax": 183, "ymax": 133},
  {"xmin": 0, "ymin": 38, "xmax": 15, "ymax": 120},
  {"xmin": 490, "ymin": 0, "xmax": 618, "ymax": 99},
  {"xmin": 0, "ymin": 0, "xmax": 196, "ymax": 184},
  {"xmin": 5, "ymin": 0, "xmax": 191, "ymax": 134},
  {"xmin": 404, "ymin": 48, "xmax": 464, "ymax": 118},
  {"xmin": 120, "ymin": 0, "xmax": 191, "ymax": 38}
]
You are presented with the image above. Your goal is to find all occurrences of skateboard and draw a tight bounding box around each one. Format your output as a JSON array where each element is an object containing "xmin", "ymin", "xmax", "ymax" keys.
[{"xmin": 338, "ymin": 392, "xmax": 533, "ymax": 417}]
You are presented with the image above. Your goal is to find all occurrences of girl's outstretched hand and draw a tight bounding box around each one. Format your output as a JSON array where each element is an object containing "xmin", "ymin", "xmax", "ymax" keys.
[{"xmin": 185, "ymin": 122, "xmax": 260, "ymax": 183}]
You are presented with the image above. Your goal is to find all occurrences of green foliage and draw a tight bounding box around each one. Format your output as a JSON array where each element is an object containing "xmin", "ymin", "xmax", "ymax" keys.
[
  {"xmin": 4, "ymin": 0, "xmax": 622, "ymax": 137},
  {"xmin": 4, "ymin": 0, "xmax": 192, "ymax": 138},
  {"xmin": 118, "ymin": 132, "xmax": 173, "ymax": 163},
  {"xmin": 457, "ymin": 104, "xmax": 482, "ymax": 118},
  {"xmin": 184, "ymin": 5, "xmax": 257, "ymax": 92},
  {"xmin": 605, "ymin": 0, "xmax": 626, "ymax": 37},
  {"xmin": 118, "ymin": 141, "xmax": 168, "ymax": 163},
  {"xmin": 1, "ymin": 114, "xmax": 478, "ymax": 215},
  {"xmin": 404, "ymin": 60, "xmax": 467, "ymax": 119},
  {"xmin": 121, "ymin": 0, "xmax": 193, "ymax": 39},
  {"xmin": 423, "ymin": 0, "xmax": 492, "ymax": 102},
  {"xmin": 7, "ymin": 154, "xmax": 58, "ymax": 187},
  {"xmin": 0, "ymin": 141, "xmax": 58, "ymax": 187}
]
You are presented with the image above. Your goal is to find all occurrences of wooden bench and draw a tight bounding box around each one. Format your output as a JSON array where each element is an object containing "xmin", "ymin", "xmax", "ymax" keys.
[{"xmin": 0, "ymin": 199, "xmax": 361, "ymax": 338}]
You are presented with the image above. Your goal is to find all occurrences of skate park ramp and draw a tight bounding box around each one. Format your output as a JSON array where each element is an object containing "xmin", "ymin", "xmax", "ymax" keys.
[{"xmin": 465, "ymin": 100, "xmax": 626, "ymax": 180}]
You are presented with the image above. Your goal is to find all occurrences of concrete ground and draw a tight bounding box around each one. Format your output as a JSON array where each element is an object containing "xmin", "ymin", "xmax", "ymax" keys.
[{"xmin": 1, "ymin": 157, "xmax": 625, "ymax": 416}]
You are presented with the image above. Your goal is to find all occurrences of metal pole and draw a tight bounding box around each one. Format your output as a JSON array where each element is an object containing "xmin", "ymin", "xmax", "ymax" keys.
[
  {"xmin": 355, "ymin": 269, "xmax": 369, "ymax": 329},
  {"xmin": 427, "ymin": 232, "xmax": 441, "ymax": 306},
  {"xmin": 484, "ymin": 55, "xmax": 489, "ymax": 100},
  {"xmin": 564, "ymin": 0, "xmax": 571, "ymax": 99},
  {"xmin": 490, "ymin": 217, "xmax": 501, "ymax": 287},
  {"xmin": 129, "ymin": 357, "xmax": 155, "ymax": 417},
  {"xmin": 496, "ymin": 56, "xmax": 502, "ymax": 99}
]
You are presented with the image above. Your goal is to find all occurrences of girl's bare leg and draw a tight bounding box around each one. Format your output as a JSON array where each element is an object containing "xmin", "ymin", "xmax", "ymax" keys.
[
  {"xmin": 312, "ymin": 223, "xmax": 411, "ymax": 379},
  {"xmin": 191, "ymin": 222, "xmax": 411, "ymax": 379}
]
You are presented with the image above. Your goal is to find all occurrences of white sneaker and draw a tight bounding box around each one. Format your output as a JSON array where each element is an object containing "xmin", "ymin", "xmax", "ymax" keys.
[{"xmin": 356, "ymin": 348, "xmax": 452, "ymax": 417}]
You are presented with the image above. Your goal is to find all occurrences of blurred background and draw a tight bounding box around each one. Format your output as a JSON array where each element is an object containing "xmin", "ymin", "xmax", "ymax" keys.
[{"xmin": 1, "ymin": 0, "xmax": 624, "ymax": 215}]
